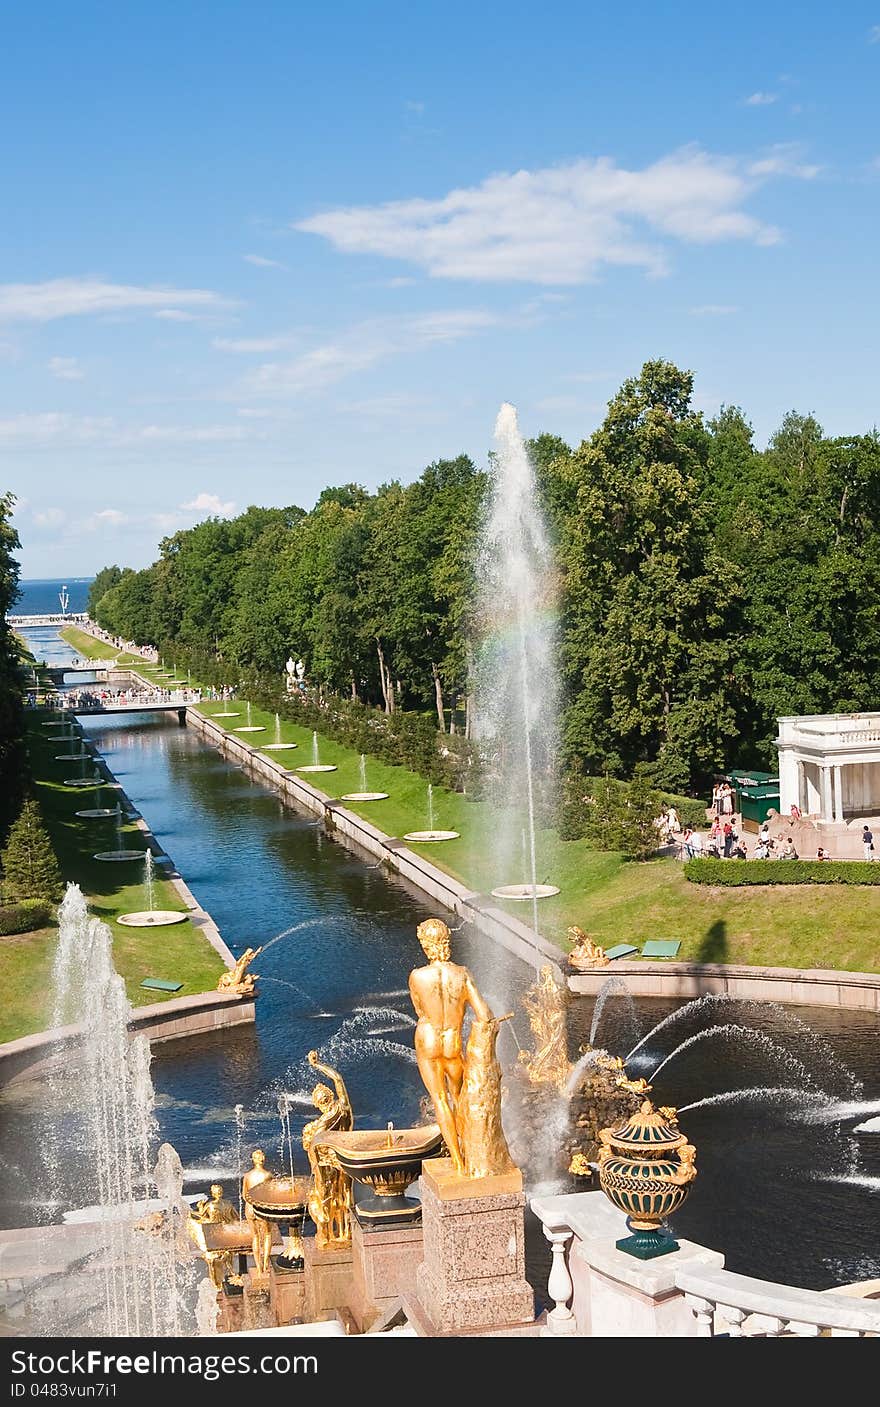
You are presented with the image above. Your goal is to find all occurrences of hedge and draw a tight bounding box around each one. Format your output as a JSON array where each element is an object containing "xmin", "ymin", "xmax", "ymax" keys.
[
  {"xmin": 685, "ymin": 857, "xmax": 880, "ymax": 886},
  {"xmin": 0, "ymin": 898, "xmax": 54, "ymax": 936},
  {"xmin": 559, "ymin": 773, "xmax": 706, "ymax": 843}
]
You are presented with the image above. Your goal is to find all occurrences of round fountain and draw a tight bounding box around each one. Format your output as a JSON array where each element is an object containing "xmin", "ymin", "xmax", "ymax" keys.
[
  {"xmin": 403, "ymin": 785, "xmax": 459, "ymax": 843},
  {"xmin": 262, "ymin": 712, "xmax": 298, "ymax": 751},
  {"xmin": 234, "ymin": 702, "xmax": 266, "ymax": 734},
  {"xmin": 94, "ymin": 804, "xmax": 145, "ymax": 862},
  {"xmin": 341, "ymin": 753, "xmax": 388, "ymax": 802},
  {"xmin": 296, "ymin": 730, "xmax": 337, "ymax": 773},
  {"xmin": 118, "ymin": 851, "xmax": 188, "ymax": 927},
  {"xmin": 491, "ymin": 883, "xmax": 560, "ymax": 900}
]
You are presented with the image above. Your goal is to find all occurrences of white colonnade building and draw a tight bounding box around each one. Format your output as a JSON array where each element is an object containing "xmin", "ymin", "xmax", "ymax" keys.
[{"xmin": 776, "ymin": 713, "xmax": 880, "ymax": 824}]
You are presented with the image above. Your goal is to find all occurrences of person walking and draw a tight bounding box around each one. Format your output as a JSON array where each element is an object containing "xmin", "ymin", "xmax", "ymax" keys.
[
  {"xmin": 863, "ymin": 825, "xmax": 875, "ymax": 861},
  {"xmin": 723, "ymin": 821, "xmax": 734, "ymax": 858}
]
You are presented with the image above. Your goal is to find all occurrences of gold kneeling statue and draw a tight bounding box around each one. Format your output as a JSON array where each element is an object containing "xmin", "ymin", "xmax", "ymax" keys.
[
  {"xmin": 408, "ymin": 917, "xmax": 516, "ymax": 1179},
  {"xmin": 187, "ymin": 1183, "xmax": 238, "ymax": 1290},
  {"xmin": 302, "ymin": 1050, "xmax": 354, "ymax": 1249}
]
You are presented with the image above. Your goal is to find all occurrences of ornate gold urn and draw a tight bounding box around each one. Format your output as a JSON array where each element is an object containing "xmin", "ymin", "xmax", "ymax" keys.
[{"xmin": 597, "ymin": 1098, "xmax": 697, "ymax": 1260}]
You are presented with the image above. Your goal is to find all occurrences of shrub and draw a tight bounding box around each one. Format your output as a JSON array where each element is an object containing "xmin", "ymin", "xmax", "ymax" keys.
[
  {"xmin": 0, "ymin": 898, "xmax": 54, "ymax": 936},
  {"xmin": 684, "ymin": 857, "xmax": 880, "ymax": 886},
  {"xmin": 560, "ymin": 771, "xmax": 706, "ymax": 843}
]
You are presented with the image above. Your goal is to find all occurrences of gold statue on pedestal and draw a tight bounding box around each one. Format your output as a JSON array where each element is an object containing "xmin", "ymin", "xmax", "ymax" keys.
[
  {"xmin": 567, "ymin": 926, "xmax": 609, "ymax": 969},
  {"xmin": 241, "ymin": 1149, "xmax": 273, "ymax": 1277},
  {"xmin": 517, "ymin": 964, "xmax": 571, "ymax": 1091},
  {"xmin": 186, "ymin": 1183, "xmax": 238, "ymax": 1289},
  {"xmin": 302, "ymin": 1049, "xmax": 354, "ymax": 1249},
  {"xmin": 217, "ymin": 946, "xmax": 262, "ymax": 996},
  {"xmin": 408, "ymin": 917, "xmax": 516, "ymax": 1179}
]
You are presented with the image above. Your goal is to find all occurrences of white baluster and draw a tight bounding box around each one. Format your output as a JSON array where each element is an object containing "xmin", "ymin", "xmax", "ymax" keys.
[
  {"xmin": 541, "ymin": 1227, "xmax": 577, "ymax": 1336},
  {"xmin": 718, "ymin": 1304, "xmax": 747, "ymax": 1336},
  {"xmin": 685, "ymin": 1293, "xmax": 716, "ymax": 1337}
]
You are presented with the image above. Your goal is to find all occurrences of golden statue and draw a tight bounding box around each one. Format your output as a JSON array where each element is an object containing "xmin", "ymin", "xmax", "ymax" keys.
[
  {"xmin": 517, "ymin": 964, "xmax": 571, "ymax": 1091},
  {"xmin": 217, "ymin": 946, "xmax": 262, "ymax": 996},
  {"xmin": 186, "ymin": 1183, "xmax": 237, "ymax": 1289},
  {"xmin": 615, "ymin": 1073, "xmax": 651, "ymax": 1096},
  {"xmin": 408, "ymin": 917, "xmax": 515, "ymax": 1178},
  {"xmin": 567, "ymin": 926, "xmax": 609, "ymax": 969},
  {"xmin": 302, "ymin": 1050, "xmax": 354, "ymax": 1250},
  {"xmin": 241, "ymin": 1149, "xmax": 273, "ymax": 1277}
]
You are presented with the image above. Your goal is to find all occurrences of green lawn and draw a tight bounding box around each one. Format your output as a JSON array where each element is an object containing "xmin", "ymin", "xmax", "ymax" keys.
[
  {"xmin": 0, "ymin": 714, "xmax": 226, "ymax": 1042},
  {"xmin": 59, "ymin": 624, "xmax": 144, "ymax": 667}
]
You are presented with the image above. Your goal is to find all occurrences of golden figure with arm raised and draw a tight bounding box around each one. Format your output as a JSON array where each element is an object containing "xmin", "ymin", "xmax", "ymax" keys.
[{"xmin": 302, "ymin": 1050, "xmax": 354, "ymax": 1248}]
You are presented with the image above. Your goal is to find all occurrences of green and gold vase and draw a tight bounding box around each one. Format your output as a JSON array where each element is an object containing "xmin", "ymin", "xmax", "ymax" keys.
[{"xmin": 597, "ymin": 1099, "xmax": 697, "ymax": 1260}]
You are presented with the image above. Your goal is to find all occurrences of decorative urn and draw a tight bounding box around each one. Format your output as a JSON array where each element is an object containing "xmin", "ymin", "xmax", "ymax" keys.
[
  {"xmin": 321, "ymin": 1122, "xmax": 443, "ymax": 1228},
  {"xmin": 596, "ymin": 1099, "xmax": 697, "ymax": 1260}
]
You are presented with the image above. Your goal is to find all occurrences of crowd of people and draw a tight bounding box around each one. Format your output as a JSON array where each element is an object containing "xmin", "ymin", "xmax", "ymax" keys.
[{"xmin": 652, "ymin": 780, "xmax": 869, "ymax": 864}]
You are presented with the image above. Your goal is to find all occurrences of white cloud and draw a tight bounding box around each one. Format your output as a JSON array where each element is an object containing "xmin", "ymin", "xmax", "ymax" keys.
[
  {"xmin": 213, "ymin": 335, "xmax": 294, "ymax": 353},
  {"xmin": 47, "ymin": 356, "xmax": 85, "ymax": 380},
  {"xmin": 243, "ymin": 254, "xmax": 288, "ymax": 270},
  {"xmin": 744, "ymin": 91, "xmax": 778, "ymax": 105},
  {"xmin": 154, "ymin": 308, "xmax": 201, "ymax": 322},
  {"xmin": 869, "ymin": 24, "xmax": 880, "ymax": 43},
  {"xmin": 245, "ymin": 309, "xmax": 500, "ymax": 395},
  {"xmin": 747, "ymin": 144, "xmax": 821, "ymax": 179},
  {"xmin": 295, "ymin": 146, "xmax": 816, "ymax": 285},
  {"xmin": 32, "ymin": 507, "xmax": 65, "ymax": 529},
  {"xmin": 0, "ymin": 278, "xmax": 230, "ymax": 324},
  {"xmin": 236, "ymin": 407, "xmax": 272, "ymax": 418},
  {"xmin": 0, "ymin": 412, "xmax": 254, "ymax": 447},
  {"xmin": 88, "ymin": 508, "xmax": 129, "ymax": 529},
  {"xmin": 690, "ymin": 304, "xmax": 739, "ymax": 315},
  {"xmin": 180, "ymin": 492, "xmax": 237, "ymax": 517}
]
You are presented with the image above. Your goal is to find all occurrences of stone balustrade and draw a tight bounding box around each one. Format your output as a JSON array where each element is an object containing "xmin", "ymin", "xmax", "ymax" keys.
[{"xmin": 674, "ymin": 1264, "xmax": 880, "ymax": 1337}]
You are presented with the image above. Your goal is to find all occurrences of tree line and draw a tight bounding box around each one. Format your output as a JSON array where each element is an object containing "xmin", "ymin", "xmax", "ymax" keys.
[
  {"xmin": 0, "ymin": 492, "xmax": 25, "ymax": 842},
  {"xmin": 90, "ymin": 360, "xmax": 880, "ymax": 797}
]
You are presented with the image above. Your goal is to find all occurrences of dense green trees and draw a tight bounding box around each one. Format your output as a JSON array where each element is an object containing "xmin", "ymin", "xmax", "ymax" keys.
[
  {"xmin": 88, "ymin": 361, "xmax": 880, "ymax": 796},
  {"xmin": 0, "ymin": 493, "xmax": 24, "ymax": 841}
]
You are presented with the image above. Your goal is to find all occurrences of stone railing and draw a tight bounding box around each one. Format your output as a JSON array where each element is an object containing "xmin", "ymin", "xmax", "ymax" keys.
[{"xmin": 674, "ymin": 1265, "xmax": 880, "ymax": 1337}]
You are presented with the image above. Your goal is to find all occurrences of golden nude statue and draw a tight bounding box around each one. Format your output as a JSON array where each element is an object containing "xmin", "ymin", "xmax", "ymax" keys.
[
  {"xmin": 517, "ymin": 964, "xmax": 571, "ymax": 1091},
  {"xmin": 241, "ymin": 1149, "xmax": 273, "ymax": 1277},
  {"xmin": 302, "ymin": 1050, "xmax": 354, "ymax": 1250},
  {"xmin": 408, "ymin": 917, "xmax": 515, "ymax": 1178},
  {"xmin": 217, "ymin": 946, "xmax": 262, "ymax": 996},
  {"xmin": 567, "ymin": 926, "xmax": 609, "ymax": 969},
  {"xmin": 186, "ymin": 1183, "xmax": 237, "ymax": 1290}
]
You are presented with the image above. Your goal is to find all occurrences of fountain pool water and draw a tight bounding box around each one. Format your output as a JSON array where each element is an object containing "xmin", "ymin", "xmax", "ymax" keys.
[{"xmin": 475, "ymin": 404, "xmax": 559, "ymax": 940}]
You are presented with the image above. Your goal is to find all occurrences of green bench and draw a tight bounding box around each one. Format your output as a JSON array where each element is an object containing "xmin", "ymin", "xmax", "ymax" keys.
[
  {"xmin": 641, "ymin": 940, "xmax": 682, "ymax": 959},
  {"xmin": 140, "ymin": 977, "xmax": 183, "ymax": 992}
]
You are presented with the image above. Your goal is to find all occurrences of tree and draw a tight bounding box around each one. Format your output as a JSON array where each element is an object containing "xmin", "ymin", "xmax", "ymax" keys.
[
  {"xmin": 0, "ymin": 493, "xmax": 24, "ymax": 841},
  {"xmin": 87, "ymin": 565, "xmax": 124, "ymax": 618},
  {"xmin": 0, "ymin": 798, "xmax": 63, "ymax": 903}
]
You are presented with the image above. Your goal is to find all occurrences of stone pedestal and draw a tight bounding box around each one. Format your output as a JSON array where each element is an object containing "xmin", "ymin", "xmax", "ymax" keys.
[
  {"xmin": 269, "ymin": 1257, "xmax": 306, "ymax": 1326},
  {"xmin": 350, "ymin": 1214, "xmax": 424, "ymax": 1332},
  {"xmin": 414, "ymin": 1158, "xmax": 534, "ymax": 1334},
  {"xmin": 217, "ymin": 1287, "xmax": 244, "ymax": 1334},
  {"xmin": 242, "ymin": 1272, "xmax": 274, "ymax": 1331},
  {"xmin": 303, "ymin": 1239, "xmax": 355, "ymax": 1322}
]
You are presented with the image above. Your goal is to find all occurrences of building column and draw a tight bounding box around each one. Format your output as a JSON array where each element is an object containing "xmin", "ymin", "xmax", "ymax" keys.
[
  {"xmin": 820, "ymin": 765, "xmax": 833, "ymax": 823},
  {"xmin": 833, "ymin": 764, "xmax": 844, "ymax": 823},
  {"xmin": 797, "ymin": 760, "xmax": 807, "ymax": 814}
]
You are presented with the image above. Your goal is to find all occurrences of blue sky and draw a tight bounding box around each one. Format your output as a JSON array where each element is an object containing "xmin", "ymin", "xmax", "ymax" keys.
[{"xmin": 3, "ymin": 1, "xmax": 879, "ymax": 576}]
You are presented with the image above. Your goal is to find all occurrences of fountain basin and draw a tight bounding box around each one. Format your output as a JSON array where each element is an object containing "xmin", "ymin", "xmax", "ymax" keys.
[
  {"xmin": 211, "ymin": 712, "xmax": 240, "ymax": 718},
  {"xmin": 321, "ymin": 1124, "xmax": 442, "ymax": 1228},
  {"xmin": 297, "ymin": 764, "xmax": 337, "ymax": 773},
  {"xmin": 64, "ymin": 776, "xmax": 103, "ymax": 788},
  {"xmin": 340, "ymin": 792, "xmax": 389, "ymax": 802},
  {"xmin": 93, "ymin": 850, "xmax": 145, "ymax": 862},
  {"xmin": 118, "ymin": 911, "xmax": 189, "ymax": 927},
  {"xmin": 491, "ymin": 884, "xmax": 560, "ymax": 901},
  {"xmin": 243, "ymin": 1175, "xmax": 310, "ymax": 1270},
  {"xmin": 233, "ymin": 726, "xmax": 266, "ymax": 733},
  {"xmin": 402, "ymin": 830, "xmax": 460, "ymax": 843},
  {"xmin": 75, "ymin": 808, "xmax": 120, "ymax": 818},
  {"xmin": 261, "ymin": 743, "xmax": 298, "ymax": 751}
]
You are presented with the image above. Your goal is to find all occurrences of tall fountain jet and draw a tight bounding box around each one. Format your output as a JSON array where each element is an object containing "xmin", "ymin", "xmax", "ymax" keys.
[{"xmin": 476, "ymin": 404, "xmax": 558, "ymax": 940}]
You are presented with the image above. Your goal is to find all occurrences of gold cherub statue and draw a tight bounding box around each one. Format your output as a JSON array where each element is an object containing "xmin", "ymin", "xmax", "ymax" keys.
[
  {"xmin": 186, "ymin": 1183, "xmax": 238, "ymax": 1289},
  {"xmin": 518, "ymin": 964, "xmax": 571, "ymax": 1091},
  {"xmin": 567, "ymin": 926, "xmax": 610, "ymax": 969},
  {"xmin": 217, "ymin": 946, "xmax": 262, "ymax": 996},
  {"xmin": 302, "ymin": 1050, "xmax": 354, "ymax": 1250},
  {"xmin": 408, "ymin": 917, "xmax": 516, "ymax": 1179}
]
